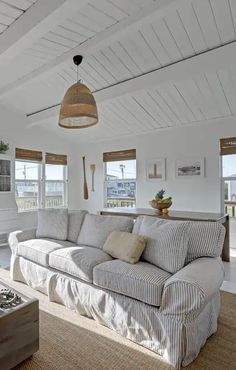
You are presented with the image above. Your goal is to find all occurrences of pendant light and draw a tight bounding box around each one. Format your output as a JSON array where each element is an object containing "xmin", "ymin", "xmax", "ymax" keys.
[{"xmin": 58, "ymin": 55, "xmax": 98, "ymax": 129}]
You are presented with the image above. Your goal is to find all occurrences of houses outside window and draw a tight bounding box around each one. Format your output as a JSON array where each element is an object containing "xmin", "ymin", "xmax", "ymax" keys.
[
  {"xmin": 15, "ymin": 149, "xmax": 68, "ymax": 211},
  {"xmin": 103, "ymin": 149, "xmax": 136, "ymax": 208}
]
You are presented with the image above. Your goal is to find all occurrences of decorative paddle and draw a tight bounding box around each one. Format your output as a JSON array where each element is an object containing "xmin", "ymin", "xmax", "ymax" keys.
[
  {"xmin": 90, "ymin": 164, "xmax": 95, "ymax": 192},
  {"xmin": 82, "ymin": 156, "xmax": 88, "ymax": 200}
]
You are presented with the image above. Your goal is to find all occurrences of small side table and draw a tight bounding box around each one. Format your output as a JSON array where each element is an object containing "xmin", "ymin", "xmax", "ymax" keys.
[{"xmin": 0, "ymin": 280, "xmax": 39, "ymax": 370}]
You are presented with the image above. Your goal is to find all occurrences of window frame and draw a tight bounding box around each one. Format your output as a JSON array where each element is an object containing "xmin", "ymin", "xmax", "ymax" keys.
[
  {"xmin": 15, "ymin": 159, "xmax": 68, "ymax": 212},
  {"xmin": 104, "ymin": 160, "xmax": 137, "ymax": 208}
]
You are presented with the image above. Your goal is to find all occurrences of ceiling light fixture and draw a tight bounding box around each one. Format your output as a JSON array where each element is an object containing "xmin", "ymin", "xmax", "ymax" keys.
[{"xmin": 58, "ymin": 55, "xmax": 98, "ymax": 129}]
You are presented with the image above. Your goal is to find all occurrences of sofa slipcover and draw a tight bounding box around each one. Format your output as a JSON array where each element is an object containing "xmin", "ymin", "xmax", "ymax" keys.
[
  {"xmin": 67, "ymin": 210, "xmax": 88, "ymax": 243},
  {"xmin": 17, "ymin": 238, "xmax": 75, "ymax": 267},
  {"xmin": 133, "ymin": 216, "xmax": 190, "ymax": 273},
  {"xmin": 49, "ymin": 246, "xmax": 112, "ymax": 283},
  {"xmin": 185, "ymin": 221, "xmax": 226, "ymax": 264},
  {"xmin": 36, "ymin": 208, "xmax": 68, "ymax": 241},
  {"xmin": 77, "ymin": 214, "xmax": 134, "ymax": 249},
  {"xmin": 94, "ymin": 259, "xmax": 171, "ymax": 306}
]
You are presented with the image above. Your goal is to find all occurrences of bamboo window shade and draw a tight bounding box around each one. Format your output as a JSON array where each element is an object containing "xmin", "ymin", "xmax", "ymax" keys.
[
  {"xmin": 15, "ymin": 148, "xmax": 43, "ymax": 162},
  {"xmin": 220, "ymin": 137, "xmax": 236, "ymax": 155},
  {"xmin": 45, "ymin": 153, "xmax": 67, "ymax": 165},
  {"xmin": 103, "ymin": 149, "xmax": 136, "ymax": 162}
]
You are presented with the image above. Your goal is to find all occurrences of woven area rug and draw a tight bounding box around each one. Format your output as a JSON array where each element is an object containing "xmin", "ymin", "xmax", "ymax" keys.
[{"xmin": 0, "ymin": 269, "xmax": 235, "ymax": 370}]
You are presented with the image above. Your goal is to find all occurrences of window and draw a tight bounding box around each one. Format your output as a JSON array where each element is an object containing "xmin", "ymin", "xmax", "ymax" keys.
[
  {"xmin": 15, "ymin": 148, "xmax": 67, "ymax": 212},
  {"xmin": 103, "ymin": 149, "xmax": 136, "ymax": 208},
  {"xmin": 45, "ymin": 164, "xmax": 67, "ymax": 208}
]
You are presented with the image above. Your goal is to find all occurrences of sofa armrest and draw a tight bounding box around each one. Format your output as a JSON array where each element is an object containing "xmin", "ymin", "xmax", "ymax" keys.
[
  {"xmin": 8, "ymin": 229, "xmax": 36, "ymax": 255},
  {"xmin": 160, "ymin": 257, "xmax": 224, "ymax": 323}
]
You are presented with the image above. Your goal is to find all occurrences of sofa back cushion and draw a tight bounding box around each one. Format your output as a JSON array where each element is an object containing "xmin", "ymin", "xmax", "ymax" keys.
[
  {"xmin": 67, "ymin": 210, "xmax": 88, "ymax": 243},
  {"xmin": 77, "ymin": 214, "xmax": 134, "ymax": 249},
  {"xmin": 185, "ymin": 221, "xmax": 225, "ymax": 264},
  {"xmin": 133, "ymin": 216, "xmax": 190, "ymax": 273},
  {"xmin": 36, "ymin": 209, "xmax": 68, "ymax": 241}
]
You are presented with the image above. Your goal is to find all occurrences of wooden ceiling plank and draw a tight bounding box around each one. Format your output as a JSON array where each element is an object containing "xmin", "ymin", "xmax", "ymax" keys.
[
  {"xmin": 192, "ymin": 0, "xmax": 221, "ymax": 48},
  {"xmin": 210, "ymin": 0, "xmax": 235, "ymax": 44},
  {"xmin": 0, "ymin": 0, "xmax": 179, "ymax": 97},
  {"xmin": 0, "ymin": 0, "xmax": 89, "ymax": 66}
]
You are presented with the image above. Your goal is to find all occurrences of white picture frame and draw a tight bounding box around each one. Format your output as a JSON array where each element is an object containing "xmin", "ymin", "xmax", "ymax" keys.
[
  {"xmin": 175, "ymin": 158, "xmax": 205, "ymax": 178},
  {"xmin": 146, "ymin": 158, "xmax": 166, "ymax": 181}
]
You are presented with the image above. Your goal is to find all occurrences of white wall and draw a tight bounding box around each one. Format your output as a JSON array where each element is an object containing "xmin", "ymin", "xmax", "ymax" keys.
[
  {"xmin": 76, "ymin": 117, "xmax": 236, "ymax": 214},
  {"xmin": 0, "ymin": 103, "xmax": 80, "ymax": 230}
]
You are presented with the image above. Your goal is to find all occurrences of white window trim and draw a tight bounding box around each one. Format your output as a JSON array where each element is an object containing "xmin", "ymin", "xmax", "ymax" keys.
[
  {"xmin": 104, "ymin": 161, "xmax": 137, "ymax": 208},
  {"xmin": 15, "ymin": 159, "xmax": 68, "ymax": 212}
]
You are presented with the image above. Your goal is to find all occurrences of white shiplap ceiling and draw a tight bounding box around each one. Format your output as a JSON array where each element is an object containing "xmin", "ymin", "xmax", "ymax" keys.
[{"xmin": 1, "ymin": 0, "xmax": 236, "ymax": 143}]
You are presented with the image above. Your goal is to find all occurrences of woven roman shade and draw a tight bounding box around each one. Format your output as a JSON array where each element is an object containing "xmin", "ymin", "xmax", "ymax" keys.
[
  {"xmin": 46, "ymin": 153, "xmax": 67, "ymax": 165},
  {"xmin": 220, "ymin": 137, "xmax": 236, "ymax": 155},
  {"xmin": 103, "ymin": 149, "xmax": 136, "ymax": 162},
  {"xmin": 15, "ymin": 148, "xmax": 42, "ymax": 162}
]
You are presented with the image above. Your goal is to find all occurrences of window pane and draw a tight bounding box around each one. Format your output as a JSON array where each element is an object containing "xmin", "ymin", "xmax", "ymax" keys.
[
  {"xmin": 106, "ymin": 160, "xmax": 136, "ymax": 180},
  {"xmin": 45, "ymin": 181, "xmax": 65, "ymax": 208},
  {"xmin": 15, "ymin": 181, "xmax": 39, "ymax": 211},
  {"xmin": 222, "ymin": 155, "xmax": 236, "ymax": 178},
  {"xmin": 105, "ymin": 160, "xmax": 136, "ymax": 208},
  {"xmin": 45, "ymin": 164, "xmax": 64, "ymax": 180},
  {"xmin": 15, "ymin": 161, "xmax": 39, "ymax": 180}
]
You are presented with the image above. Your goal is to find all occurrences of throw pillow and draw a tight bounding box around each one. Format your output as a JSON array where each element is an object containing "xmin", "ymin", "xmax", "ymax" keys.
[
  {"xmin": 36, "ymin": 209, "xmax": 68, "ymax": 241},
  {"xmin": 133, "ymin": 216, "xmax": 190, "ymax": 273},
  {"xmin": 103, "ymin": 230, "xmax": 146, "ymax": 264}
]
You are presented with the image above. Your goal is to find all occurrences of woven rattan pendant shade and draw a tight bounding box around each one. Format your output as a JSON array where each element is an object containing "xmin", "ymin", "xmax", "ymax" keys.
[{"xmin": 59, "ymin": 81, "xmax": 98, "ymax": 129}]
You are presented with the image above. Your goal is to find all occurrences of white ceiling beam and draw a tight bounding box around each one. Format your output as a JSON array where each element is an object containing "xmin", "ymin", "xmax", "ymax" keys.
[
  {"xmin": 0, "ymin": 0, "xmax": 89, "ymax": 66},
  {"xmin": 0, "ymin": 0, "xmax": 183, "ymax": 98},
  {"xmin": 26, "ymin": 40, "xmax": 236, "ymax": 126}
]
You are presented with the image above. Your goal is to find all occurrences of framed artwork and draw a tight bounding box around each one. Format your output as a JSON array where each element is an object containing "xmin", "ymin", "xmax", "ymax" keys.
[
  {"xmin": 175, "ymin": 158, "xmax": 205, "ymax": 178},
  {"xmin": 146, "ymin": 158, "xmax": 166, "ymax": 181}
]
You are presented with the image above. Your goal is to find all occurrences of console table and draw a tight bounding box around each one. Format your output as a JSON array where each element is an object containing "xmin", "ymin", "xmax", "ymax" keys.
[{"xmin": 100, "ymin": 208, "xmax": 230, "ymax": 262}]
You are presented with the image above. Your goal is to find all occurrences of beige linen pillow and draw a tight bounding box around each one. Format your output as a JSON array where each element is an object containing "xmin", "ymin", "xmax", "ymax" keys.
[{"xmin": 103, "ymin": 230, "xmax": 146, "ymax": 264}]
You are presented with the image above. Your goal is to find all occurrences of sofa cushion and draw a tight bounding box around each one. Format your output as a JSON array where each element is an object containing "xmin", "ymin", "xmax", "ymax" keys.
[
  {"xmin": 49, "ymin": 246, "xmax": 112, "ymax": 283},
  {"xmin": 36, "ymin": 209, "xmax": 68, "ymax": 240},
  {"xmin": 67, "ymin": 210, "xmax": 88, "ymax": 243},
  {"xmin": 103, "ymin": 230, "xmax": 146, "ymax": 264},
  {"xmin": 185, "ymin": 222, "xmax": 226, "ymax": 264},
  {"xmin": 93, "ymin": 260, "xmax": 171, "ymax": 306},
  {"xmin": 133, "ymin": 216, "xmax": 190, "ymax": 273},
  {"xmin": 77, "ymin": 214, "xmax": 134, "ymax": 249},
  {"xmin": 17, "ymin": 238, "xmax": 75, "ymax": 267}
]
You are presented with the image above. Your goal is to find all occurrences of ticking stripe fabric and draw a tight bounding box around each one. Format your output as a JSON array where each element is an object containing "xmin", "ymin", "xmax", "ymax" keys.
[
  {"xmin": 49, "ymin": 246, "xmax": 112, "ymax": 283},
  {"xmin": 67, "ymin": 210, "xmax": 88, "ymax": 243},
  {"xmin": 93, "ymin": 260, "xmax": 171, "ymax": 306},
  {"xmin": 133, "ymin": 216, "xmax": 190, "ymax": 273},
  {"xmin": 36, "ymin": 209, "xmax": 68, "ymax": 241},
  {"xmin": 161, "ymin": 257, "xmax": 224, "ymax": 323},
  {"xmin": 185, "ymin": 222, "xmax": 226, "ymax": 264},
  {"xmin": 77, "ymin": 214, "xmax": 134, "ymax": 249},
  {"xmin": 10, "ymin": 254, "xmax": 223, "ymax": 369},
  {"xmin": 17, "ymin": 239, "xmax": 75, "ymax": 267}
]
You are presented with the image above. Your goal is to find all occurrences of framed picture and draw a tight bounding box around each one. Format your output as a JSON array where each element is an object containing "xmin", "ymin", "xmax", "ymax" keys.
[
  {"xmin": 175, "ymin": 158, "xmax": 205, "ymax": 178},
  {"xmin": 146, "ymin": 158, "xmax": 166, "ymax": 181}
]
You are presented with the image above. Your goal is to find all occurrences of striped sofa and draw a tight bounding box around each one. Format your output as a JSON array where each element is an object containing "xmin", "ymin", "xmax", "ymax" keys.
[{"xmin": 8, "ymin": 211, "xmax": 225, "ymax": 369}]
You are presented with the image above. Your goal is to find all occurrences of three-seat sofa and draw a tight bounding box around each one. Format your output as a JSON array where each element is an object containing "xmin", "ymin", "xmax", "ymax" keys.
[{"xmin": 8, "ymin": 209, "xmax": 225, "ymax": 369}]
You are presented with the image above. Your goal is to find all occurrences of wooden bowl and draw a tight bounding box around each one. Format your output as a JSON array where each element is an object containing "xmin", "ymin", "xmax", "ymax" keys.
[{"xmin": 149, "ymin": 199, "xmax": 172, "ymax": 213}]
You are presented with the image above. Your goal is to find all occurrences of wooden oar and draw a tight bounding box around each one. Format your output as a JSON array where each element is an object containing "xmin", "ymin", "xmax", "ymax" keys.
[
  {"xmin": 90, "ymin": 164, "xmax": 95, "ymax": 192},
  {"xmin": 82, "ymin": 156, "xmax": 88, "ymax": 200}
]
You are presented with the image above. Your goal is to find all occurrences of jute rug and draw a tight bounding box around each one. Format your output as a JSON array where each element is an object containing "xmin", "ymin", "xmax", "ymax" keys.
[{"xmin": 0, "ymin": 269, "xmax": 235, "ymax": 370}]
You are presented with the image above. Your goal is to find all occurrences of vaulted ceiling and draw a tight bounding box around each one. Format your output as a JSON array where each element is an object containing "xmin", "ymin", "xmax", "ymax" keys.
[{"xmin": 1, "ymin": 0, "xmax": 236, "ymax": 143}]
